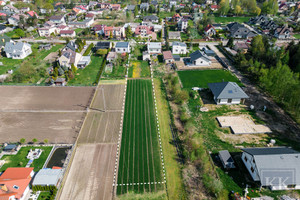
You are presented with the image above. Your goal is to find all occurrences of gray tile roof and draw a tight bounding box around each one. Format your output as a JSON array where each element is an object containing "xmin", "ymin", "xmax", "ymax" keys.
[
  {"xmin": 190, "ymin": 50, "xmax": 210, "ymax": 63},
  {"xmin": 115, "ymin": 42, "xmax": 129, "ymax": 48},
  {"xmin": 219, "ymin": 150, "xmax": 234, "ymax": 164},
  {"xmin": 143, "ymin": 15, "xmax": 159, "ymax": 21},
  {"xmin": 242, "ymin": 147, "xmax": 300, "ymax": 187},
  {"xmin": 172, "ymin": 41, "xmax": 186, "ymax": 47},
  {"xmin": 127, "ymin": 5, "xmax": 136, "ymax": 10},
  {"xmin": 4, "ymin": 42, "xmax": 31, "ymax": 55},
  {"xmin": 32, "ymin": 168, "xmax": 63, "ymax": 186},
  {"xmin": 208, "ymin": 81, "xmax": 248, "ymax": 99}
]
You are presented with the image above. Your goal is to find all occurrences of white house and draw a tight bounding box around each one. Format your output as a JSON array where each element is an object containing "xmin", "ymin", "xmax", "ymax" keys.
[
  {"xmin": 49, "ymin": 15, "xmax": 65, "ymax": 25},
  {"xmin": 147, "ymin": 42, "xmax": 161, "ymax": 54},
  {"xmin": 178, "ymin": 18, "xmax": 188, "ymax": 32},
  {"xmin": 32, "ymin": 168, "xmax": 63, "ymax": 187},
  {"xmin": 169, "ymin": 0, "xmax": 177, "ymax": 8},
  {"xmin": 38, "ymin": 26, "xmax": 57, "ymax": 37},
  {"xmin": 115, "ymin": 42, "xmax": 130, "ymax": 53},
  {"xmin": 58, "ymin": 49, "xmax": 82, "ymax": 68},
  {"xmin": 4, "ymin": 42, "xmax": 32, "ymax": 59},
  {"xmin": 172, "ymin": 41, "xmax": 187, "ymax": 55},
  {"xmin": 207, "ymin": 82, "xmax": 249, "ymax": 105},
  {"xmin": 241, "ymin": 147, "xmax": 300, "ymax": 191},
  {"xmin": 189, "ymin": 50, "xmax": 211, "ymax": 66},
  {"xmin": 204, "ymin": 24, "xmax": 216, "ymax": 36},
  {"xmin": 60, "ymin": 30, "xmax": 76, "ymax": 37}
]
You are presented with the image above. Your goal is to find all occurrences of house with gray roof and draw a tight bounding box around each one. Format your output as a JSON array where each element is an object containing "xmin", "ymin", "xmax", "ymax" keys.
[
  {"xmin": 115, "ymin": 42, "xmax": 130, "ymax": 53},
  {"xmin": 241, "ymin": 147, "xmax": 300, "ymax": 190},
  {"xmin": 127, "ymin": 5, "xmax": 136, "ymax": 12},
  {"xmin": 208, "ymin": 82, "xmax": 248, "ymax": 105},
  {"xmin": 172, "ymin": 41, "xmax": 187, "ymax": 54},
  {"xmin": 219, "ymin": 150, "xmax": 235, "ymax": 169},
  {"xmin": 168, "ymin": 31, "xmax": 181, "ymax": 40},
  {"xmin": 32, "ymin": 168, "xmax": 63, "ymax": 186},
  {"xmin": 143, "ymin": 15, "xmax": 159, "ymax": 23},
  {"xmin": 140, "ymin": 3, "xmax": 149, "ymax": 11},
  {"xmin": 189, "ymin": 50, "xmax": 211, "ymax": 66},
  {"xmin": 4, "ymin": 42, "xmax": 32, "ymax": 59},
  {"xmin": 147, "ymin": 42, "xmax": 161, "ymax": 54},
  {"xmin": 227, "ymin": 22, "xmax": 256, "ymax": 39}
]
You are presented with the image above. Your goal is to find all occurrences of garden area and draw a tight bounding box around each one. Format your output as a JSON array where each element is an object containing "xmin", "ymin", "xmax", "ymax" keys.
[
  {"xmin": 0, "ymin": 146, "xmax": 53, "ymax": 172},
  {"xmin": 101, "ymin": 53, "xmax": 128, "ymax": 80},
  {"xmin": 212, "ymin": 16, "xmax": 251, "ymax": 24},
  {"xmin": 177, "ymin": 69, "xmax": 242, "ymax": 89},
  {"xmin": 128, "ymin": 60, "xmax": 150, "ymax": 78}
]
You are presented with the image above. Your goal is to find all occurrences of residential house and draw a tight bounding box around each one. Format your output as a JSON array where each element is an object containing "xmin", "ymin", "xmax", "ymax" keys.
[
  {"xmin": 127, "ymin": 5, "xmax": 136, "ymax": 12},
  {"xmin": 94, "ymin": 41, "xmax": 111, "ymax": 50},
  {"xmin": 89, "ymin": 1, "xmax": 98, "ymax": 9},
  {"xmin": 77, "ymin": 56, "xmax": 91, "ymax": 68},
  {"xmin": 169, "ymin": 31, "xmax": 181, "ymax": 40},
  {"xmin": 68, "ymin": 18, "xmax": 94, "ymax": 28},
  {"xmin": 261, "ymin": 20, "xmax": 278, "ymax": 31},
  {"xmin": 234, "ymin": 42, "xmax": 249, "ymax": 53},
  {"xmin": 54, "ymin": 78, "xmax": 66, "ymax": 86},
  {"xmin": 115, "ymin": 42, "xmax": 130, "ymax": 53},
  {"xmin": 208, "ymin": 82, "xmax": 249, "ymax": 105},
  {"xmin": 241, "ymin": 147, "xmax": 300, "ymax": 190},
  {"xmin": 204, "ymin": 24, "xmax": 216, "ymax": 36},
  {"xmin": 98, "ymin": 3, "xmax": 111, "ymax": 10},
  {"xmin": 143, "ymin": 15, "xmax": 159, "ymax": 23},
  {"xmin": 143, "ymin": 51, "xmax": 150, "ymax": 61},
  {"xmin": 32, "ymin": 168, "xmax": 63, "ymax": 187},
  {"xmin": 8, "ymin": 14, "xmax": 28, "ymax": 26},
  {"xmin": 147, "ymin": 42, "xmax": 161, "ymax": 54},
  {"xmin": 193, "ymin": 11, "xmax": 203, "ymax": 23},
  {"xmin": 150, "ymin": 0, "xmax": 158, "ymax": 8},
  {"xmin": 111, "ymin": 4, "xmax": 121, "ymax": 11},
  {"xmin": 218, "ymin": 150, "xmax": 235, "ymax": 169},
  {"xmin": 3, "ymin": 5, "xmax": 19, "ymax": 13},
  {"xmin": 169, "ymin": 0, "xmax": 177, "ymax": 8},
  {"xmin": 73, "ymin": 5, "xmax": 88, "ymax": 14},
  {"xmin": 274, "ymin": 26, "xmax": 293, "ymax": 39},
  {"xmin": 135, "ymin": 25, "xmax": 155, "ymax": 38},
  {"xmin": 38, "ymin": 26, "xmax": 57, "ymax": 37},
  {"xmin": 0, "ymin": 167, "xmax": 34, "ymax": 200},
  {"xmin": 140, "ymin": 3, "xmax": 149, "ymax": 11},
  {"xmin": 60, "ymin": 30, "xmax": 76, "ymax": 37},
  {"xmin": 19, "ymin": 7, "xmax": 30, "ymax": 13},
  {"xmin": 49, "ymin": 15, "xmax": 65, "ymax": 25},
  {"xmin": 104, "ymin": 26, "xmax": 125, "ymax": 39},
  {"xmin": 172, "ymin": 41, "xmax": 187, "ymax": 54},
  {"xmin": 58, "ymin": 49, "xmax": 81, "ymax": 68},
  {"xmin": 93, "ymin": 24, "xmax": 106, "ymax": 35},
  {"xmin": 172, "ymin": 13, "xmax": 181, "ymax": 22},
  {"xmin": 163, "ymin": 50, "xmax": 174, "ymax": 63},
  {"xmin": 248, "ymin": 15, "xmax": 268, "ymax": 25},
  {"xmin": 0, "ymin": 24, "xmax": 7, "ymax": 34},
  {"xmin": 210, "ymin": 4, "xmax": 219, "ymax": 11},
  {"xmin": 189, "ymin": 50, "xmax": 211, "ymax": 66},
  {"xmin": 85, "ymin": 13, "xmax": 95, "ymax": 20},
  {"xmin": 178, "ymin": 18, "xmax": 188, "ymax": 32},
  {"xmin": 227, "ymin": 22, "xmax": 256, "ymax": 39},
  {"xmin": 4, "ymin": 42, "xmax": 32, "ymax": 59},
  {"xmin": 106, "ymin": 51, "xmax": 117, "ymax": 62},
  {"xmin": 27, "ymin": 11, "xmax": 38, "ymax": 18},
  {"xmin": 54, "ymin": 3, "xmax": 65, "ymax": 12}
]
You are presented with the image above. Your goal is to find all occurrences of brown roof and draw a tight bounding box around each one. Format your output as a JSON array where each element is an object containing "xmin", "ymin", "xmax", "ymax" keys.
[
  {"xmin": 163, "ymin": 51, "xmax": 173, "ymax": 60},
  {"xmin": 60, "ymin": 30, "xmax": 74, "ymax": 34}
]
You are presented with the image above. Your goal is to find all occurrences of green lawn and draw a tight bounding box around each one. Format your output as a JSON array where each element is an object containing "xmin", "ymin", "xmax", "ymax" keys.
[
  {"xmin": 293, "ymin": 34, "xmax": 300, "ymax": 39},
  {"xmin": 67, "ymin": 56, "xmax": 103, "ymax": 86},
  {"xmin": 178, "ymin": 70, "xmax": 242, "ymax": 89},
  {"xmin": 117, "ymin": 79, "xmax": 163, "ymax": 195},
  {"xmin": 0, "ymin": 146, "xmax": 53, "ymax": 172},
  {"xmin": 159, "ymin": 11, "xmax": 175, "ymax": 19},
  {"xmin": 102, "ymin": 63, "xmax": 126, "ymax": 79},
  {"xmin": 37, "ymin": 191, "xmax": 52, "ymax": 200},
  {"xmin": 213, "ymin": 16, "xmax": 250, "ymax": 24}
]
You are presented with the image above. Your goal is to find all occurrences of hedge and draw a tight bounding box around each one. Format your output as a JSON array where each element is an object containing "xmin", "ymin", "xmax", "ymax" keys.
[{"xmin": 83, "ymin": 43, "xmax": 94, "ymax": 56}]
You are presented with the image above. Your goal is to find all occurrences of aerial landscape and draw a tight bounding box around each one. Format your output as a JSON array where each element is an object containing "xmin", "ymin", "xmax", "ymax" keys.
[{"xmin": 0, "ymin": 0, "xmax": 299, "ymax": 199}]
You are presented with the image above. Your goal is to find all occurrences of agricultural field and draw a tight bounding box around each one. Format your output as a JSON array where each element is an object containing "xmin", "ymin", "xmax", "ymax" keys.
[
  {"xmin": 67, "ymin": 56, "xmax": 104, "ymax": 86},
  {"xmin": 117, "ymin": 79, "xmax": 163, "ymax": 195},
  {"xmin": 128, "ymin": 61, "xmax": 151, "ymax": 78},
  {"xmin": 0, "ymin": 146, "xmax": 53, "ymax": 172},
  {"xmin": 178, "ymin": 70, "xmax": 242, "ymax": 89}
]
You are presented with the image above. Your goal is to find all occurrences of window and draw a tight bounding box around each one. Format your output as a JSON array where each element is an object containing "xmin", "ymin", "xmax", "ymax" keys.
[
  {"xmin": 287, "ymin": 185, "xmax": 296, "ymax": 189},
  {"xmin": 244, "ymin": 156, "xmax": 248, "ymax": 162},
  {"xmin": 250, "ymin": 167, "xmax": 254, "ymax": 173},
  {"xmin": 227, "ymin": 99, "xmax": 232, "ymax": 103},
  {"xmin": 13, "ymin": 185, "xmax": 19, "ymax": 190},
  {"xmin": 218, "ymin": 99, "xmax": 221, "ymax": 103}
]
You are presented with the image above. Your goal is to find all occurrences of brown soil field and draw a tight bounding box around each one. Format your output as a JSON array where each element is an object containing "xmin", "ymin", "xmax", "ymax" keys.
[
  {"xmin": 78, "ymin": 112, "xmax": 121, "ymax": 144},
  {"xmin": 0, "ymin": 112, "xmax": 84, "ymax": 144},
  {"xmin": 0, "ymin": 86, "xmax": 95, "ymax": 110},
  {"xmin": 91, "ymin": 84, "xmax": 125, "ymax": 111},
  {"xmin": 59, "ymin": 143, "xmax": 117, "ymax": 200}
]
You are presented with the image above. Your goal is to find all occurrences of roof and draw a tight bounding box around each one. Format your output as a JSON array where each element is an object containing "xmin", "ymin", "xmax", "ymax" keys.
[
  {"xmin": 242, "ymin": 147, "xmax": 300, "ymax": 186},
  {"xmin": 66, "ymin": 41, "xmax": 76, "ymax": 52},
  {"xmin": 95, "ymin": 41, "xmax": 110, "ymax": 49},
  {"xmin": 127, "ymin": 5, "xmax": 136, "ymax": 10},
  {"xmin": 172, "ymin": 41, "xmax": 186, "ymax": 47},
  {"xmin": 235, "ymin": 42, "xmax": 249, "ymax": 50},
  {"xmin": 4, "ymin": 42, "xmax": 31, "ymax": 55},
  {"xmin": 208, "ymin": 82, "xmax": 249, "ymax": 99},
  {"xmin": 115, "ymin": 42, "xmax": 129, "ymax": 48},
  {"xmin": 169, "ymin": 31, "xmax": 181, "ymax": 37},
  {"xmin": 0, "ymin": 167, "xmax": 33, "ymax": 180},
  {"xmin": 50, "ymin": 15, "xmax": 64, "ymax": 21},
  {"xmin": 3, "ymin": 144, "xmax": 17, "ymax": 151},
  {"xmin": 148, "ymin": 42, "xmax": 161, "ymax": 49},
  {"xmin": 60, "ymin": 30, "xmax": 75, "ymax": 34},
  {"xmin": 163, "ymin": 51, "xmax": 173, "ymax": 60},
  {"xmin": 190, "ymin": 50, "xmax": 210, "ymax": 62},
  {"xmin": 204, "ymin": 24, "xmax": 215, "ymax": 32},
  {"xmin": 32, "ymin": 168, "xmax": 63, "ymax": 186},
  {"xmin": 219, "ymin": 150, "xmax": 234, "ymax": 163},
  {"xmin": 143, "ymin": 15, "xmax": 159, "ymax": 21},
  {"xmin": 242, "ymin": 147, "xmax": 299, "ymax": 156}
]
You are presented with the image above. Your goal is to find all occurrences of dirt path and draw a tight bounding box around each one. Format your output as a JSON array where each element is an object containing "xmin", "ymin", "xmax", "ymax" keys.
[{"xmin": 209, "ymin": 44, "xmax": 300, "ymax": 138}]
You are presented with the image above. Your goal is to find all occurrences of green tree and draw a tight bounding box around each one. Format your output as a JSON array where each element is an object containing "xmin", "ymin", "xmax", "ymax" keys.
[
  {"xmin": 71, "ymin": 64, "xmax": 77, "ymax": 73},
  {"xmin": 109, "ymin": 31, "xmax": 113, "ymax": 39},
  {"xmin": 125, "ymin": 26, "xmax": 133, "ymax": 39},
  {"xmin": 15, "ymin": 28, "xmax": 25, "ymax": 37},
  {"xmin": 250, "ymin": 35, "xmax": 265, "ymax": 59},
  {"xmin": 44, "ymin": 139, "xmax": 48, "ymax": 144},
  {"xmin": 32, "ymin": 138, "xmax": 38, "ymax": 143},
  {"xmin": 134, "ymin": 6, "xmax": 138, "ymax": 17},
  {"xmin": 218, "ymin": 0, "xmax": 230, "ymax": 15},
  {"xmin": 20, "ymin": 138, "xmax": 26, "ymax": 144},
  {"xmin": 171, "ymin": 5, "xmax": 175, "ymax": 12}
]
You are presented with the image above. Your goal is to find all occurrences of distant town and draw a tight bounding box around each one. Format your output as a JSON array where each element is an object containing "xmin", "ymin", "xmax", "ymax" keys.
[{"xmin": 0, "ymin": 0, "xmax": 299, "ymax": 200}]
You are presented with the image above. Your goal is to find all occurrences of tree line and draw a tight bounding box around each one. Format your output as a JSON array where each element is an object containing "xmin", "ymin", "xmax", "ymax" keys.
[{"xmin": 234, "ymin": 36, "xmax": 300, "ymax": 122}]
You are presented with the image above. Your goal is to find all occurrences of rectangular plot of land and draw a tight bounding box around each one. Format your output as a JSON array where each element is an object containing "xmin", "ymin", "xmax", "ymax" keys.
[
  {"xmin": 217, "ymin": 116, "xmax": 272, "ymax": 134},
  {"xmin": 0, "ymin": 86, "xmax": 95, "ymax": 110},
  {"xmin": 78, "ymin": 112, "xmax": 122, "ymax": 144},
  {"xmin": 117, "ymin": 79, "xmax": 163, "ymax": 195},
  {"xmin": 59, "ymin": 143, "xmax": 116, "ymax": 200},
  {"xmin": 91, "ymin": 84, "xmax": 125, "ymax": 111},
  {"xmin": 0, "ymin": 112, "xmax": 84, "ymax": 144}
]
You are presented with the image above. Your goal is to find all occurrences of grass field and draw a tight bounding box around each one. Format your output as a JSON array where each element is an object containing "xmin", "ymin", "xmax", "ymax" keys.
[
  {"xmin": 128, "ymin": 61, "xmax": 151, "ymax": 78},
  {"xmin": 67, "ymin": 56, "xmax": 103, "ymax": 86},
  {"xmin": 293, "ymin": 34, "xmax": 300, "ymax": 39},
  {"xmin": 178, "ymin": 70, "xmax": 242, "ymax": 89},
  {"xmin": 117, "ymin": 79, "xmax": 163, "ymax": 195},
  {"xmin": 212, "ymin": 16, "xmax": 250, "ymax": 24},
  {"xmin": 0, "ymin": 146, "xmax": 53, "ymax": 172}
]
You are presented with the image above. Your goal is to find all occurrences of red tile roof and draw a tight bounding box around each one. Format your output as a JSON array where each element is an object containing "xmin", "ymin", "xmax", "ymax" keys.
[
  {"xmin": 163, "ymin": 51, "xmax": 173, "ymax": 60},
  {"xmin": 60, "ymin": 30, "xmax": 75, "ymax": 34},
  {"xmin": 204, "ymin": 24, "xmax": 215, "ymax": 32}
]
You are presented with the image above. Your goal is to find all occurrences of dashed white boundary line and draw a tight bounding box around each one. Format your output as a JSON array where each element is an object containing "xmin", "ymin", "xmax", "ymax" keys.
[{"xmin": 114, "ymin": 181, "xmax": 165, "ymax": 186}]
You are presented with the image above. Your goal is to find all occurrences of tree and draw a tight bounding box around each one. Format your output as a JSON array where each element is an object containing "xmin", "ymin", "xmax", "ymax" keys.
[
  {"xmin": 171, "ymin": 5, "xmax": 175, "ymax": 12},
  {"xmin": 218, "ymin": 0, "xmax": 230, "ymax": 16},
  {"xmin": 71, "ymin": 64, "xmax": 77, "ymax": 73},
  {"xmin": 262, "ymin": 0, "xmax": 278, "ymax": 15},
  {"xmin": 109, "ymin": 31, "xmax": 113, "ymax": 39},
  {"xmin": 250, "ymin": 35, "xmax": 265, "ymax": 59},
  {"xmin": 44, "ymin": 139, "xmax": 48, "ymax": 144},
  {"xmin": 234, "ymin": 5, "xmax": 242, "ymax": 16},
  {"xmin": 20, "ymin": 138, "xmax": 26, "ymax": 144},
  {"xmin": 134, "ymin": 6, "xmax": 138, "ymax": 17},
  {"xmin": 227, "ymin": 37, "xmax": 234, "ymax": 48},
  {"xmin": 15, "ymin": 28, "xmax": 25, "ymax": 38},
  {"xmin": 125, "ymin": 26, "xmax": 133, "ymax": 39},
  {"xmin": 32, "ymin": 138, "xmax": 38, "ymax": 143}
]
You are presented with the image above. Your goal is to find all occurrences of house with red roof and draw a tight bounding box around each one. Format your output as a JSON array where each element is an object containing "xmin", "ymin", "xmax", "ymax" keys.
[
  {"xmin": 104, "ymin": 26, "xmax": 125, "ymax": 39},
  {"xmin": 172, "ymin": 13, "xmax": 181, "ymax": 22},
  {"xmin": 27, "ymin": 11, "xmax": 39, "ymax": 18},
  {"xmin": 111, "ymin": 4, "xmax": 121, "ymax": 11},
  {"xmin": 210, "ymin": 4, "xmax": 219, "ymax": 11},
  {"xmin": 0, "ymin": 167, "xmax": 34, "ymax": 200},
  {"xmin": 60, "ymin": 30, "xmax": 76, "ymax": 37},
  {"xmin": 204, "ymin": 24, "xmax": 216, "ymax": 36},
  {"xmin": 134, "ymin": 25, "xmax": 154, "ymax": 38},
  {"xmin": 163, "ymin": 51, "xmax": 174, "ymax": 64}
]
